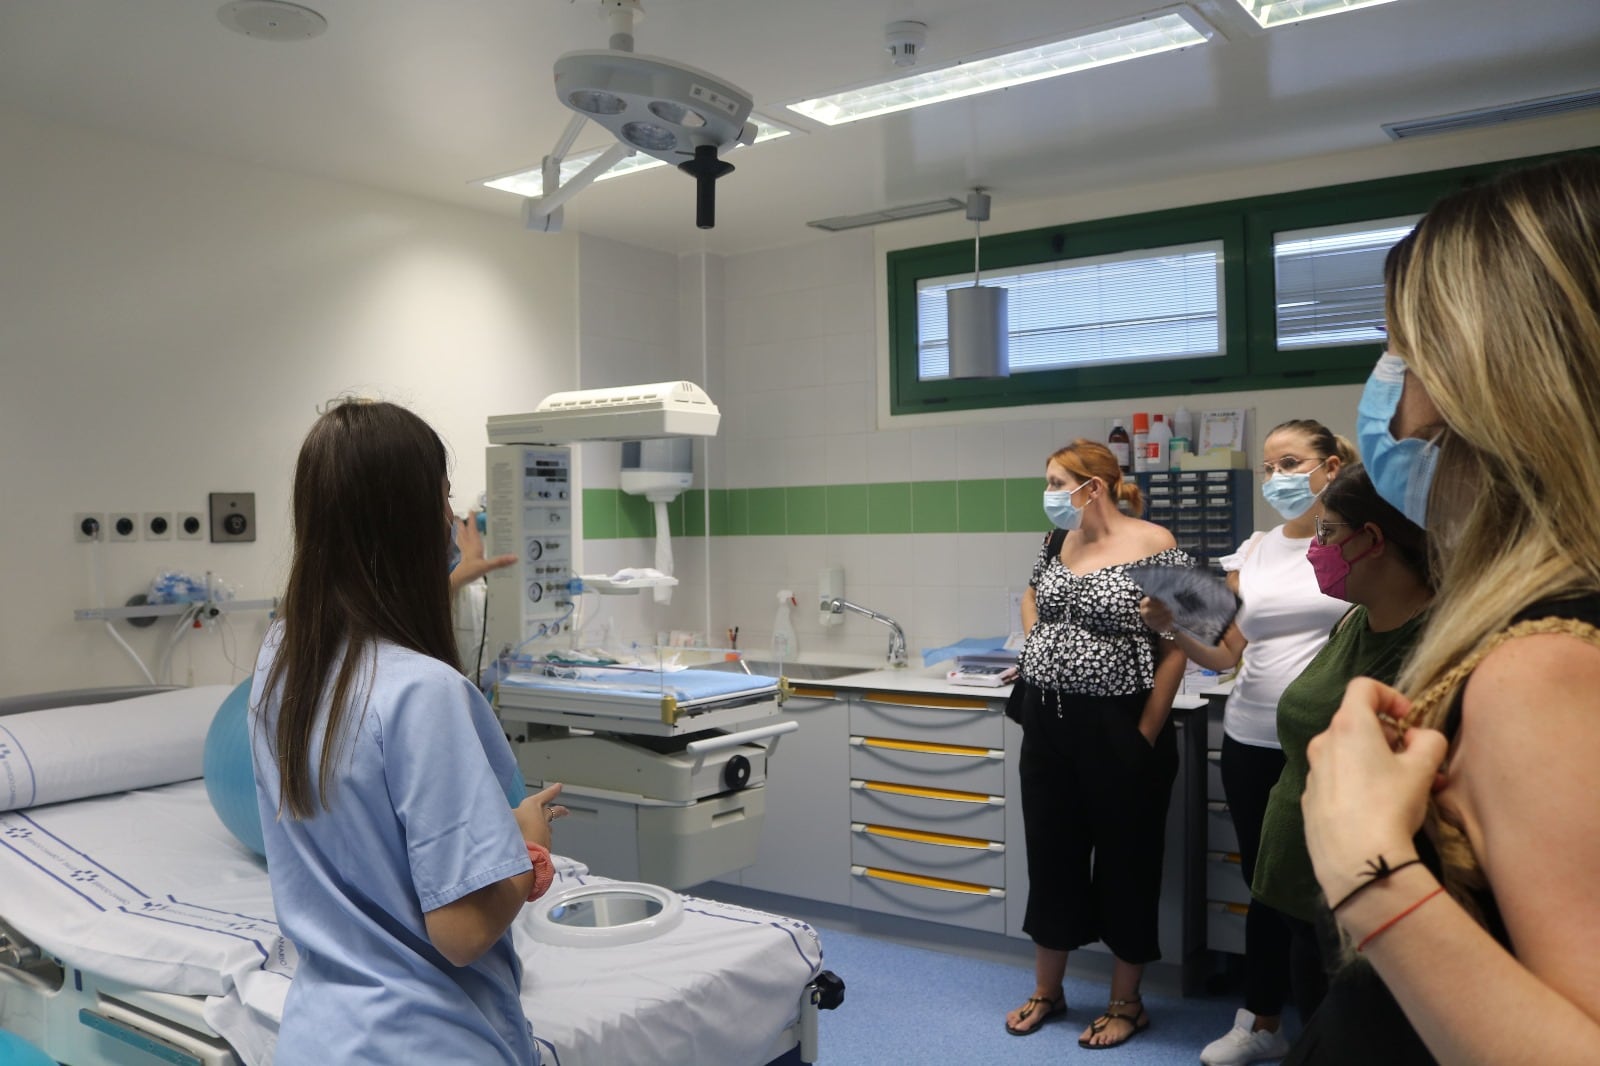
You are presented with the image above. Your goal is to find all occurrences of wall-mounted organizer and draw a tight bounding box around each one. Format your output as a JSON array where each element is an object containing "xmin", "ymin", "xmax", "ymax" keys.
[{"xmin": 1137, "ymin": 470, "xmax": 1253, "ymax": 575}]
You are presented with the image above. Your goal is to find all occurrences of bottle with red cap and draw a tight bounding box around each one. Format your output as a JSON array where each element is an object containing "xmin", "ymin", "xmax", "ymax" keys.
[{"xmin": 1131, "ymin": 413, "xmax": 1150, "ymax": 473}]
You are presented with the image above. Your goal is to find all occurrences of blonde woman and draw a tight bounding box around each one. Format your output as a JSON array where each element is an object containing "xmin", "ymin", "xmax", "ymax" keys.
[
  {"xmin": 1297, "ymin": 154, "xmax": 1600, "ymax": 1062},
  {"xmin": 1001, "ymin": 440, "xmax": 1191, "ymax": 1049}
]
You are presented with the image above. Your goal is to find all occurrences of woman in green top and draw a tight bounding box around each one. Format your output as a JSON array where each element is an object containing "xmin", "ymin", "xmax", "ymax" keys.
[{"xmin": 1251, "ymin": 465, "xmax": 1432, "ymax": 1020}]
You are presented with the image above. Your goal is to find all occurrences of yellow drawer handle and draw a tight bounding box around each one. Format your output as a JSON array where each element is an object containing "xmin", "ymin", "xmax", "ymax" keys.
[
  {"xmin": 851, "ymin": 865, "xmax": 1003, "ymax": 897},
  {"xmin": 851, "ymin": 779, "xmax": 1001, "ymax": 805},
  {"xmin": 862, "ymin": 692, "xmax": 995, "ymax": 712},
  {"xmin": 1207, "ymin": 851, "xmax": 1244, "ymax": 865},
  {"xmin": 1209, "ymin": 901, "xmax": 1250, "ymax": 916},
  {"xmin": 789, "ymin": 685, "xmax": 838, "ymax": 699},
  {"xmin": 851, "ymin": 822, "xmax": 1002, "ymax": 851},
  {"xmin": 850, "ymin": 736, "xmax": 1000, "ymax": 759}
]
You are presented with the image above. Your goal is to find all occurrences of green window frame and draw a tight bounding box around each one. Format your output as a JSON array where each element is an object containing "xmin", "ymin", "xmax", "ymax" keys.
[{"xmin": 887, "ymin": 146, "xmax": 1598, "ymax": 415}]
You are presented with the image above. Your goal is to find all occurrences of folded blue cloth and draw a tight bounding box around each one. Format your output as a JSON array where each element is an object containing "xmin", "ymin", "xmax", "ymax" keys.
[{"xmin": 921, "ymin": 636, "xmax": 1010, "ymax": 668}]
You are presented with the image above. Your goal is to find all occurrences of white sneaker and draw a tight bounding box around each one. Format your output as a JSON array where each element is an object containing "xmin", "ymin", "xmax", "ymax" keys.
[{"xmin": 1199, "ymin": 1009, "xmax": 1291, "ymax": 1065}]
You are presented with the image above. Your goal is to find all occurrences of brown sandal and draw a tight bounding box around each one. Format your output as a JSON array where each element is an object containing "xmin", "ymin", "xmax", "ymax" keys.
[
  {"xmin": 1078, "ymin": 997, "xmax": 1150, "ymax": 1049},
  {"xmin": 1005, "ymin": 992, "xmax": 1067, "ymax": 1036}
]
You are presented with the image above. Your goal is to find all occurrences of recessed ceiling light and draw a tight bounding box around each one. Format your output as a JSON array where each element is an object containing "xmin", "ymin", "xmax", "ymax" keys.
[
  {"xmin": 1232, "ymin": 0, "xmax": 1400, "ymax": 30},
  {"xmin": 786, "ymin": 7, "xmax": 1214, "ymax": 127},
  {"xmin": 806, "ymin": 198, "xmax": 968, "ymax": 232},
  {"xmin": 479, "ymin": 116, "xmax": 796, "ymax": 199},
  {"xmin": 217, "ymin": 1, "xmax": 327, "ymax": 42}
]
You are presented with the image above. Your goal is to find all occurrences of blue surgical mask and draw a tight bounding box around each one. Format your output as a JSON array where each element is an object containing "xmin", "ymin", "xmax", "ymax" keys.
[
  {"xmin": 1261, "ymin": 460, "xmax": 1328, "ymax": 520},
  {"xmin": 447, "ymin": 519, "xmax": 461, "ymax": 573},
  {"xmin": 1358, "ymin": 353, "xmax": 1440, "ymax": 528},
  {"xmin": 1043, "ymin": 480, "xmax": 1093, "ymax": 531}
]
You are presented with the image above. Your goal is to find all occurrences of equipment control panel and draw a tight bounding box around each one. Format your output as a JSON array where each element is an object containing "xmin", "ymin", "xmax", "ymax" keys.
[{"xmin": 486, "ymin": 444, "xmax": 576, "ymax": 660}]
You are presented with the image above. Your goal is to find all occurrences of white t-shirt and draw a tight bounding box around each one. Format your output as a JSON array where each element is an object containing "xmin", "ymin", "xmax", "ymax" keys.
[{"xmin": 1220, "ymin": 527, "xmax": 1351, "ymax": 749}]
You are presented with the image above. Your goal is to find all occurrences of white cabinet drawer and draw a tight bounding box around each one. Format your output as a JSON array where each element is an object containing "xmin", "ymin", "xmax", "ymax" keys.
[
  {"xmin": 849, "ymin": 693, "xmax": 1004, "ymax": 749},
  {"xmin": 848, "ymin": 736, "xmax": 1005, "ymax": 796},
  {"xmin": 850, "ymin": 822, "xmax": 1005, "ymax": 888},
  {"xmin": 850, "ymin": 864, "xmax": 1007, "ymax": 934},
  {"xmin": 849, "ymin": 779, "xmax": 1006, "ymax": 841},
  {"xmin": 1206, "ymin": 851, "xmax": 1251, "ymax": 905}
]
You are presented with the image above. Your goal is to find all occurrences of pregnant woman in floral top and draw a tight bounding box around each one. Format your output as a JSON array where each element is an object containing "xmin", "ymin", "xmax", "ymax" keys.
[{"xmin": 1001, "ymin": 439, "xmax": 1193, "ymax": 1049}]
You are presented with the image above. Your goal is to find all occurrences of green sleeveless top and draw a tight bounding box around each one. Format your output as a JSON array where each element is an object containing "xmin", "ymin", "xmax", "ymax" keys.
[{"xmin": 1251, "ymin": 605, "xmax": 1427, "ymax": 921}]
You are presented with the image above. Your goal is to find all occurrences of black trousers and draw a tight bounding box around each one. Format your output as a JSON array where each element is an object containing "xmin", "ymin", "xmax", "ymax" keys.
[{"xmin": 1018, "ymin": 686, "xmax": 1179, "ymax": 963}]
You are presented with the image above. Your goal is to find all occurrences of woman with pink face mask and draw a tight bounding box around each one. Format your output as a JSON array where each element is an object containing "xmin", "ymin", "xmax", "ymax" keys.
[{"xmin": 1248, "ymin": 463, "xmax": 1432, "ymax": 1013}]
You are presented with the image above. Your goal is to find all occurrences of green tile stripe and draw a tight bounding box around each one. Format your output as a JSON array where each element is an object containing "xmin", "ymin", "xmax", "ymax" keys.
[{"xmin": 579, "ymin": 479, "xmax": 1047, "ymax": 537}]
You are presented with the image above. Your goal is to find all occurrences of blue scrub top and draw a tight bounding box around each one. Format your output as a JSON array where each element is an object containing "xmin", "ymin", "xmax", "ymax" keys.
[{"xmin": 252, "ymin": 627, "xmax": 538, "ymax": 1065}]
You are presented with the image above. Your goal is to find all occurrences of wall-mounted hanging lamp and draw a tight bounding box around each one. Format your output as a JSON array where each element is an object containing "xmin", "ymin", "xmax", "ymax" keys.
[{"xmin": 945, "ymin": 189, "xmax": 1010, "ymax": 380}]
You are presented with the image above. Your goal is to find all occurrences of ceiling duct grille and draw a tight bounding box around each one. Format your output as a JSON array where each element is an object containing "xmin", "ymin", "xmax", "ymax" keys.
[
  {"xmin": 807, "ymin": 198, "xmax": 967, "ymax": 232},
  {"xmin": 1382, "ymin": 88, "xmax": 1600, "ymax": 140}
]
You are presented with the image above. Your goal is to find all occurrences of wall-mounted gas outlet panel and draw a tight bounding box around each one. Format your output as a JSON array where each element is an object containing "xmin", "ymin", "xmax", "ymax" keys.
[
  {"xmin": 209, "ymin": 493, "xmax": 256, "ymax": 542},
  {"xmin": 74, "ymin": 513, "xmax": 105, "ymax": 542},
  {"xmin": 109, "ymin": 513, "xmax": 139, "ymax": 542},
  {"xmin": 144, "ymin": 512, "xmax": 173, "ymax": 540},
  {"xmin": 177, "ymin": 512, "xmax": 206, "ymax": 540}
]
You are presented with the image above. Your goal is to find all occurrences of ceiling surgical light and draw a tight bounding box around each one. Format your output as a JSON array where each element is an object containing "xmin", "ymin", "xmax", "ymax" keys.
[{"xmin": 524, "ymin": 1, "xmax": 756, "ymax": 231}]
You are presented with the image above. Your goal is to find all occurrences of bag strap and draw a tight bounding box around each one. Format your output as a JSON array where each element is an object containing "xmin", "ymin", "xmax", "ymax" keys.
[{"xmin": 1047, "ymin": 528, "xmax": 1067, "ymax": 559}]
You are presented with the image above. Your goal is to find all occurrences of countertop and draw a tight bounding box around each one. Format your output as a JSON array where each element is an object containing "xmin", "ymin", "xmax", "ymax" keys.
[{"xmin": 785, "ymin": 661, "xmax": 1208, "ymax": 711}]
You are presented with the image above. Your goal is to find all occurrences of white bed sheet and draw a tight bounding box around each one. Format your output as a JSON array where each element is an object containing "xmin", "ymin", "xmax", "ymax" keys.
[{"xmin": 0, "ymin": 780, "xmax": 825, "ymax": 1066}]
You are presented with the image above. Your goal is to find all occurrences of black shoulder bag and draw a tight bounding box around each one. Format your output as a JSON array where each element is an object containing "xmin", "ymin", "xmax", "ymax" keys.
[{"xmin": 1004, "ymin": 528, "xmax": 1066, "ymax": 724}]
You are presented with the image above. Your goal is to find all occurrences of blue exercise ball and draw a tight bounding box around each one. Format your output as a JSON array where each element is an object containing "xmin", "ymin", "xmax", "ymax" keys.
[
  {"xmin": 204, "ymin": 678, "xmax": 265, "ymax": 859},
  {"xmin": 0, "ymin": 1030, "xmax": 57, "ymax": 1066}
]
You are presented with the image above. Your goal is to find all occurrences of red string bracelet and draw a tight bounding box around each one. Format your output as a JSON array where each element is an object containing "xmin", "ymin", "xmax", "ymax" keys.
[{"xmin": 1356, "ymin": 886, "xmax": 1445, "ymax": 953}]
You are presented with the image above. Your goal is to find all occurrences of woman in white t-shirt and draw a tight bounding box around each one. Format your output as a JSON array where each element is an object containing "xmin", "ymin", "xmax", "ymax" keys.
[{"xmin": 1140, "ymin": 419, "xmax": 1355, "ymax": 1066}]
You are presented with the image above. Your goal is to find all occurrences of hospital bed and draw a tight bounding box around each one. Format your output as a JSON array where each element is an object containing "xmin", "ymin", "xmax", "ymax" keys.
[{"xmin": 0, "ymin": 686, "xmax": 842, "ymax": 1066}]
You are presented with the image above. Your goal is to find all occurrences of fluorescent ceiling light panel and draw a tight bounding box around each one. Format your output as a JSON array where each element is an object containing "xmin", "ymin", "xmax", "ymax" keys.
[
  {"xmin": 480, "ymin": 116, "xmax": 793, "ymax": 198},
  {"xmin": 1233, "ymin": 0, "xmax": 1400, "ymax": 29},
  {"xmin": 786, "ymin": 9, "xmax": 1212, "ymax": 127}
]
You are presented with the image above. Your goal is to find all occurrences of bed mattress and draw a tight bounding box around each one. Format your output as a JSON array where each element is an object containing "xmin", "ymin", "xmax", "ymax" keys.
[{"xmin": 0, "ymin": 779, "xmax": 824, "ymax": 1065}]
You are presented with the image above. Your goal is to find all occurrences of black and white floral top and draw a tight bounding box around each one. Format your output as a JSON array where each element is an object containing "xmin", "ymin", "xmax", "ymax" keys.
[{"xmin": 1020, "ymin": 536, "xmax": 1194, "ymax": 697}]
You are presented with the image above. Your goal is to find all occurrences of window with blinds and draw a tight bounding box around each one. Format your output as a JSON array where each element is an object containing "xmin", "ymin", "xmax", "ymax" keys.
[
  {"xmin": 914, "ymin": 241, "xmax": 1226, "ymax": 380},
  {"xmin": 1273, "ymin": 216, "xmax": 1420, "ymax": 350}
]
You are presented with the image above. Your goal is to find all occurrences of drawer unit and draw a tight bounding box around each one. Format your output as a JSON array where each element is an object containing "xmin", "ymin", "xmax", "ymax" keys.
[
  {"xmin": 1206, "ymin": 851, "xmax": 1251, "ymax": 905},
  {"xmin": 1206, "ymin": 749, "xmax": 1224, "ymax": 801},
  {"xmin": 850, "ymin": 822, "xmax": 1005, "ymax": 887},
  {"xmin": 850, "ymin": 864, "xmax": 1007, "ymax": 934},
  {"xmin": 1206, "ymin": 802, "xmax": 1240, "ymax": 854},
  {"xmin": 848, "ymin": 736, "xmax": 1005, "ymax": 796},
  {"xmin": 1137, "ymin": 469, "xmax": 1251, "ymax": 571},
  {"xmin": 848, "ymin": 693, "xmax": 1004, "ymax": 749},
  {"xmin": 849, "ymin": 779, "xmax": 1006, "ymax": 841},
  {"xmin": 1207, "ymin": 901, "xmax": 1248, "ymax": 955}
]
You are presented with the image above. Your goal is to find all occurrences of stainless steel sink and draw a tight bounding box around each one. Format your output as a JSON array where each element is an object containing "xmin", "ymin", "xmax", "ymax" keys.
[{"xmin": 714, "ymin": 659, "xmax": 867, "ymax": 681}]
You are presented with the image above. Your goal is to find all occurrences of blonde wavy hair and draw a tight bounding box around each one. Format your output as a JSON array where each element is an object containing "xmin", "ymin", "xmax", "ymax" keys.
[{"xmin": 1387, "ymin": 154, "xmax": 1600, "ymax": 922}]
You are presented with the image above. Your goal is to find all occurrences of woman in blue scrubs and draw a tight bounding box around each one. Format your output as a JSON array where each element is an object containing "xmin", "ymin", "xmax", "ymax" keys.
[{"xmin": 252, "ymin": 400, "xmax": 561, "ymax": 1065}]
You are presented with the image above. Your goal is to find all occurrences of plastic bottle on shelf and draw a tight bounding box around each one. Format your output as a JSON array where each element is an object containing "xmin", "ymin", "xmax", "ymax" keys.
[
  {"xmin": 1107, "ymin": 418, "xmax": 1132, "ymax": 474},
  {"xmin": 1172, "ymin": 406, "xmax": 1195, "ymax": 443},
  {"xmin": 1131, "ymin": 413, "xmax": 1151, "ymax": 473},
  {"xmin": 1147, "ymin": 414, "xmax": 1172, "ymax": 472},
  {"xmin": 771, "ymin": 590, "xmax": 798, "ymax": 662}
]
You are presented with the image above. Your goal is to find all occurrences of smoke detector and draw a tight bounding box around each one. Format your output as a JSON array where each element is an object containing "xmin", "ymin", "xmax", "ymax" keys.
[
  {"xmin": 217, "ymin": 1, "xmax": 327, "ymax": 42},
  {"xmin": 885, "ymin": 21, "xmax": 928, "ymax": 68}
]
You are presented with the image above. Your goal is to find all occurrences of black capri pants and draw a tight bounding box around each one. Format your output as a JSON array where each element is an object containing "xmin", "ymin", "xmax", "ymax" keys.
[{"xmin": 1018, "ymin": 684, "xmax": 1179, "ymax": 964}]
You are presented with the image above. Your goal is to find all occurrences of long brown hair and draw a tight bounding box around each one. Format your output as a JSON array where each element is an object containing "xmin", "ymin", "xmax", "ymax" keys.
[{"xmin": 262, "ymin": 401, "xmax": 461, "ymax": 819}]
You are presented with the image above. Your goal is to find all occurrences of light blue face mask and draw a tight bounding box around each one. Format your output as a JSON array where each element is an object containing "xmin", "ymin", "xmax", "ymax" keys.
[
  {"xmin": 1260, "ymin": 459, "xmax": 1328, "ymax": 520},
  {"xmin": 1043, "ymin": 480, "xmax": 1093, "ymax": 531},
  {"xmin": 1357, "ymin": 353, "xmax": 1440, "ymax": 528}
]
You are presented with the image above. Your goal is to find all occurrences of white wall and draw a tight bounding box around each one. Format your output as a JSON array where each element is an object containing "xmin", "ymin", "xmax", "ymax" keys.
[{"xmin": 0, "ymin": 106, "xmax": 577, "ymax": 694}]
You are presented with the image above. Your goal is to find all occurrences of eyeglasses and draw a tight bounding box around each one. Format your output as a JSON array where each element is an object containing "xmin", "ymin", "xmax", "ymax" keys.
[
  {"xmin": 1314, "ymin": 516, "xmax": 1352, "ymax": 545},
  {"xmin": 1260, "ymin": 455, "xmax": 1325, "ymax": 478}
]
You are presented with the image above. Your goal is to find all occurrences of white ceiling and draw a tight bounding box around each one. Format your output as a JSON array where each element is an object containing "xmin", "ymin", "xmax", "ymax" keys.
[{"xmin": 1, "ymin": 0, "xmax": 1597, "ymax": 256}]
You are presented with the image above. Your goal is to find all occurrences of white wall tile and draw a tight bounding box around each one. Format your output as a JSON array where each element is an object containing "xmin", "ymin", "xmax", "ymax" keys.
[
  {"xmin": 1004, "ymin": 419, "xmax": 1060, "ymax": 477},
  {"xmin": 866, "ymin": 431, "xmax": 913, "ymax": 483},
  {"xmin": 782, "ymin": 386, "xmax": 830, "ymax": 438},
  {"xmin": 825, "ymin": 433, "xmax": 870, "ymax": 485},
  {"xmin": 956, "ymin": 422, "xmax": 1009, "ymax": 479},
  {"xmin": 820, "ymin": 383, "xmax": 873, "ymax": 437},
  {"xmin": 816, "ymin": 331, "xmax": 876, "ymax": 385},
  {"xmin": 957, "ymin": 586, "xmax": 1013, "ymax": 638},
  {"xmin": 954, "ymin": 533, "xmax": 1011, "ymax": 588},
  {"xmin": 906, "ymin": 533, "xmax": 961, "ymax": 587},
  {"xmin": 910, "ymin": 585, "xmax": 963, "ymax": 651},
  {"xmin": 910, "ymin": 425, "xmax": 959, "ymax": 481},
  {"xmin": 784, "ymin": 434, "xmax": 829, "ymax": 487}
]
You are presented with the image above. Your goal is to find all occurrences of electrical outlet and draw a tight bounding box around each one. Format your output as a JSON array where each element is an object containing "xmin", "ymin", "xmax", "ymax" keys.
[
  {"xmin": 109, "ymin": 513, "xmax": 139, "ymax": 542},
  {"xmin": 73, "ymin": 513, "xmax": 105, "ymax": 542},
  {"xmin": 144, "ymin": 512, "xmax": 173, "ymax": 540},
  {"xmin": 177, "ymin": 513, "xmax": 206, "ymax": 540},
  {"xmin": 209, "ymin": 492, "xmax": 256, "ymax": 543}
]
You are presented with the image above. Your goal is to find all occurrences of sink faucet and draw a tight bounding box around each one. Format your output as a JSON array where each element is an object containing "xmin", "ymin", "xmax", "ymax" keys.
[{"xmin": 821, "ymin": 597, "xmax": 908, "ymax": 667}]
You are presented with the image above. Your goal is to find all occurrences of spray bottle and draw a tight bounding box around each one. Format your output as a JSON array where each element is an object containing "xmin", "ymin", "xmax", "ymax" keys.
[{"xmin": 772, "ymin": 590, "xmax": 799, "ymax": 662}]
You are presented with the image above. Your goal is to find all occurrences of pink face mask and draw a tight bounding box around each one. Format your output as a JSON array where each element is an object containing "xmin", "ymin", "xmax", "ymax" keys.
[{"xmin": 1306, "ymin": 530, "xmax": 1381, "ymax": 601}]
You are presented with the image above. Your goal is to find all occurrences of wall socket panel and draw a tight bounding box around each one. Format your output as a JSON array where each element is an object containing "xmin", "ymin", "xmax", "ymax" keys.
[
  {"xmin": 209, "ymin": 492, "xmax": 256, "ymax": 543},
  {"xmin": 177, "ymin": 512, "xmax": 206, "ymax": 540},
  {"xmin": 144, "ymin": 512, "xmax": 173, "ymax": 540},
  {"xmin": 73, "ymin": 512, "xmax": 105, "ymax": 542},
  {"xmin": 109, "ymin": 513, "xmax": 139, "ymax": 542}
]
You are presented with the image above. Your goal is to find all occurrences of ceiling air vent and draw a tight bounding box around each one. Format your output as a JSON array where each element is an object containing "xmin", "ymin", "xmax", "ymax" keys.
[
  {"xmin": 1382, "ymin": 88, "xmax": 1600, "ymax": 140},
  {"xmin": 807, "ymin": 198, "xmax": 967, "ymax": 232}
]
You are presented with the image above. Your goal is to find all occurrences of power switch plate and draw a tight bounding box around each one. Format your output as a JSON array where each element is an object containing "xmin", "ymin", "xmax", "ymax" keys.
[
  {"xmin": 109, "ymin": 513, "xmax": 138, "ymax": 542},
  {"xmin": 177, "ymin": 513, "xmax": 206, "ymax": 540},
  {"xmin": 209, "ymin": 493, "xmax": 257, "ymax": 543}
]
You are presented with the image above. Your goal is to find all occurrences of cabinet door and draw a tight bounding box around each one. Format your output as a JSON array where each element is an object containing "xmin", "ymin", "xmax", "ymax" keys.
[{"xmin": 735, "ymin": 691, "xmax": 852, "ymax": 905}]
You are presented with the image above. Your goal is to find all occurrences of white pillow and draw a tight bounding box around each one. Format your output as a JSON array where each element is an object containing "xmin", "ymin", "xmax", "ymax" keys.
[{"xmin": 0, "ymin": 685, "xmax": 234, "ymax": 811}]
